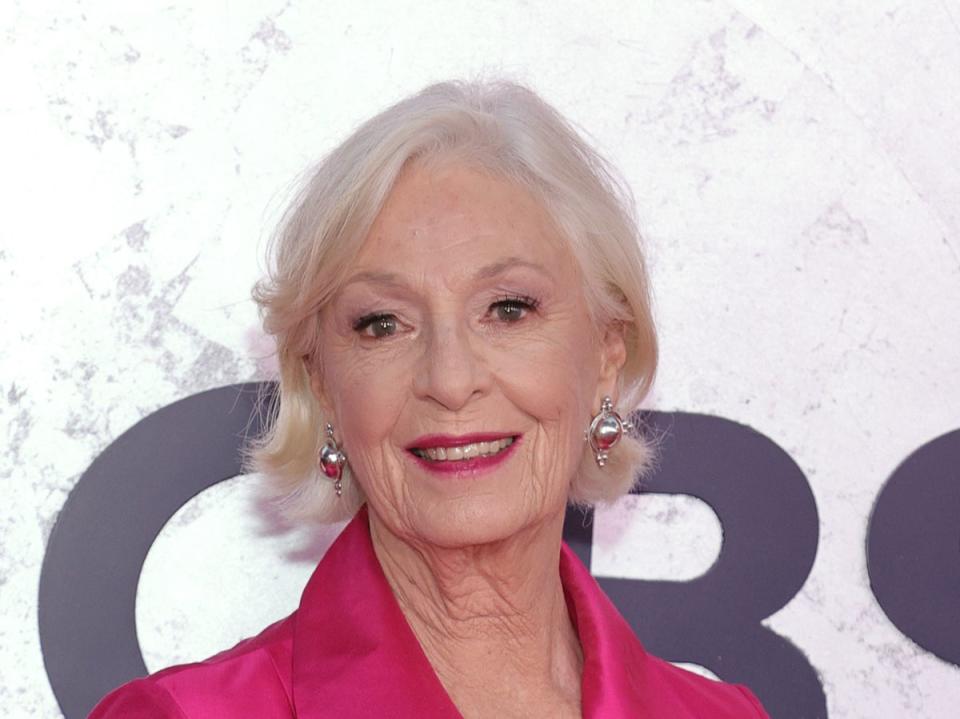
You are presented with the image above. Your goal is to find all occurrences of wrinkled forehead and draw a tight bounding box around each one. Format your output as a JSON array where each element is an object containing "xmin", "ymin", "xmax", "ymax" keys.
[{"xmin": 351, "ymin": 162, "xmax": 582, "ymax": 283}]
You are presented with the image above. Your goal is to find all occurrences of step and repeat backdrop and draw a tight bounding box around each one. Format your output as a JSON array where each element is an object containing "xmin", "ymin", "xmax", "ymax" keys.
[{"xmin": 2, "ymin": 1, "xmax": 959, "ymax": 717}]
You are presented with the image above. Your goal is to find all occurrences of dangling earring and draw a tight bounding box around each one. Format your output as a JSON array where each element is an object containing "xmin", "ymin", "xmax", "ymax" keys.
[
  {"xmin": 587, "ymin": 396, "xmax": 633, "ymax": 468},
  {"xmin": 317, "ymin": 423, "xmax": 347, "ymax": 497}
]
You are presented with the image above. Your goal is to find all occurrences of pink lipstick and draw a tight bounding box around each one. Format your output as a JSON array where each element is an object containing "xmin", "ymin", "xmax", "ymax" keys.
[{"xmin": 406, "ymin": 432, "xmax": 521, "ymax": 475}]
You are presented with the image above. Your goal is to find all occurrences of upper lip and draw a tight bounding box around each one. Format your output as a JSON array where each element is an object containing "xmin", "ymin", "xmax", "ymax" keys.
[{"xmin": 406, "ymin": 432, "xmax": 518, "ymax": 450}]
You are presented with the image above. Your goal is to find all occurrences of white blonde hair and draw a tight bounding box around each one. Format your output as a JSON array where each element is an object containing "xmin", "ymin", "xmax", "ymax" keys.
[{"xmin": 249, "ymin": 79, "xmax": 658, "ymax": 523}]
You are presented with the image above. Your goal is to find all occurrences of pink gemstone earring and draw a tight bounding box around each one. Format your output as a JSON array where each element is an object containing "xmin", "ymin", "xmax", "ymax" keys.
[
  {"xmin": 317, "ymin": 423, "xmax": 347, "ymax": 497},
  {"xmin": 587, "ymin": 396, "xmax": 633, "ymax": 467}
]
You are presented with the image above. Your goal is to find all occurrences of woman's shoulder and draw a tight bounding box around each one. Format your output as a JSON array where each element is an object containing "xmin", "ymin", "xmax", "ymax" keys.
[
  {"xmin": 643, "ymin": 654, "xmax": 769, "ymax": 718},
  {"xmin": 88, "ymin": 614, "xmax": 297, "ymax": 718}
]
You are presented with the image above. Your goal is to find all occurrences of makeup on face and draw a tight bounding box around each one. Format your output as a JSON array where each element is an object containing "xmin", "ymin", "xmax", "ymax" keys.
[
  {"xmin": 315, "ymin": 163, "xmax": 603, "ymax": 546},
  {"xmin": 405, "ymin": 432, "xmax": 522, "ymax": 476}
]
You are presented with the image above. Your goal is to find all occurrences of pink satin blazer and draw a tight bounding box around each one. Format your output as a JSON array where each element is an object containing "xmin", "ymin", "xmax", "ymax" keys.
[{"xmin": 90, "ymin": 507, "xmax": 768, "ymax": 718}]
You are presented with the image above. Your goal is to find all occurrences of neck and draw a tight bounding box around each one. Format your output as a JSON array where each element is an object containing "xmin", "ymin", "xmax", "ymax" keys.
[{"xmin": 369, "ymin": 508, "xmax": 583, "ymax": 717}]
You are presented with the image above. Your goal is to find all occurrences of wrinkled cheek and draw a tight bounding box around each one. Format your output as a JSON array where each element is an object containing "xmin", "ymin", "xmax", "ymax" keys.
[
  {"xmin": 504, "ymin": 400, "xmax": 589, "ymax": 513},
  {"xmin": 493, "ymin": 346, "xmax": 594, "ymax": 494},
  {"xmin": 327, "ymin": 354, "xmax": 412, "ymax": 509},
  {"xmin": 350, "ymin": 446, "xmax": 410, "ymax": 523}
]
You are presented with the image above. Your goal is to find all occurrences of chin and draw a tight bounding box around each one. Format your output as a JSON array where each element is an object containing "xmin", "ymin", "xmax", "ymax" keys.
[{"xmin": 405, "ymin": 491, "xmax": 560, "ymax": 550}]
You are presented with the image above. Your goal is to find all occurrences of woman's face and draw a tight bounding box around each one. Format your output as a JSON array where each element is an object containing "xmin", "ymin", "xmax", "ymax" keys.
[{"xmin": 313, "ymin": 162, "xmax": 625, "ymax": 548}]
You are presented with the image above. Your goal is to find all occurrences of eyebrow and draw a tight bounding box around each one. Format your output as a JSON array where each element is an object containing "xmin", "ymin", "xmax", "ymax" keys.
[
  {"xmin": 472, "ymin": 256, "xmax": 551, "ymax": 281},
  {"xmin": 341, "ymin": 256, "xmax": 552, "ymax": 288},
  {"xmin": 341, "ymin": 269, "xmax": 405, "ymax": 287}
]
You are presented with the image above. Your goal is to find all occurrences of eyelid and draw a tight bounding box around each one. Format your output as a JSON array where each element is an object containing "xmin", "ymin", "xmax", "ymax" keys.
[
  {"xmin": 490, "ymin": 294, "xmax": 541, "ymax": 309},
  {"xmin": 484, "ymin": 294, "xmax": 542, "ymax": 325},
  {"xmin": 352, "ymin": 312, "xmax": 395, "ymax": 332},
  {"xmin": 351, "ymin": 312, "xmax": 407, "ymax": 341}
]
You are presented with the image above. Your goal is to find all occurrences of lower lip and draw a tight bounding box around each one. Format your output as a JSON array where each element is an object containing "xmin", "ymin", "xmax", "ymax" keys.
[{"xmin": 408, "ymin": 438, "xmax": 520, "ymax": 476}]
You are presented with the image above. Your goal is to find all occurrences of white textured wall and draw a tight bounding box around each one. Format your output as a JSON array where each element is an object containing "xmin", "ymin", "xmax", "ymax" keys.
[{"xmin": 2, "ymin": 1, "xmax": 959, "ymax": 717}]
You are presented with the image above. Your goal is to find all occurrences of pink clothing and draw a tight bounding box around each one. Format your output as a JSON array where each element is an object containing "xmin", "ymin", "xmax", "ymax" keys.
[{"xmin": 90, "ymin": 507, "xmax": 768, "ymax": 718}]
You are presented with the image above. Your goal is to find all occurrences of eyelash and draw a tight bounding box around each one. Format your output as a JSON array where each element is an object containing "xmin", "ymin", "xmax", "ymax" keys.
[
  {"xmin": 352, "ymin": 313, "xmax": 396, "ymax": 335},
  {"xmin": 489, "ymin": 294, "xmax": 541, "ymax": 321},
  {"xmin": 351, "ymin": 294, "xmax": 541, "ymax": 339}
]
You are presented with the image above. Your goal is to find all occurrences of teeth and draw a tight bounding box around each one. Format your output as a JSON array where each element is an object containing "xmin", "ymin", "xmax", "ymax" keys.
[{"xmin": 417, "ymin": 437, "xmax": 514, "ymax": 461}]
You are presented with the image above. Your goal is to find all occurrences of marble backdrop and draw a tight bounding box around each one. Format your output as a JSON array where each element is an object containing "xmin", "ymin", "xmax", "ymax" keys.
[{"xmin": 2, "ymin": 1, "xmax": 959, "ymax": 716}]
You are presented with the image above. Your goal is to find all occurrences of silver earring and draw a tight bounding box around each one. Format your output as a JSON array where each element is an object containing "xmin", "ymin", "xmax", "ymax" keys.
[
  {"xmin": 587, "ymin": 396, "xmax": 633, "ymax": 468},
  {"xmin": 318, "ymin": 423, "xmax": 347, "ymax": 497}
]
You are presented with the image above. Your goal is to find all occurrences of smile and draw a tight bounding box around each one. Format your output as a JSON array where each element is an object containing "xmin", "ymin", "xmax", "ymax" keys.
[
  {"xmin": 406, "ymin": 433, "xmax": 521, "ymax": 475},
  {"xmin": 411, "ymin": 437, "xmax": 515, "ymax": 462}
]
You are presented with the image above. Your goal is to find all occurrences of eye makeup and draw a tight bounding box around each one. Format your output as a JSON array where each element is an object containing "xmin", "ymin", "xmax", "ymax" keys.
[
  {"xmin": 352, "ymin": 312, "xmax": 396, "ymax": 332},
  {"xmin": 491, "ymin": 293, "xmax": 541, "ymax": 309},
  {"xmin": 352, "ymin": 313, "xmax": 400, "ymax": 339},
  {"xmin": 487, "ymin": 294, "xmax": 542, "ymax": 323}
]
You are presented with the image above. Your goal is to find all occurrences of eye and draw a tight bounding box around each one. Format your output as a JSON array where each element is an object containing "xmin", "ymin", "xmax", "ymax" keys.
[
  {"xmin": 489, "ymin": 295, "xmax": 540, "ymax": 323},
  {"xmin": 353, "ymin": 313, "xmax": 399, "ymax": 338}
]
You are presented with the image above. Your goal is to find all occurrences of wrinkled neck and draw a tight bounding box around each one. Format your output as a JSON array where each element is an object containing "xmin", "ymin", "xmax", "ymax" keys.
[{"xmin": 369, "ymin": 508, "xmax": 583, "ymax": 714}]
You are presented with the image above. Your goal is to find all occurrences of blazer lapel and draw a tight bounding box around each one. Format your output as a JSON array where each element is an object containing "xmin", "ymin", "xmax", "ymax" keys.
[
  {"xmin": 292, "ymin": 506, "xmax": 462, "ymax": 718},
  {"xmin": 293, "ymin": 506, "xmax": 658, "ymax": 718},
  {"xmin": 560, "ymin": 542, "xmax": 654, "ymax": 718}
]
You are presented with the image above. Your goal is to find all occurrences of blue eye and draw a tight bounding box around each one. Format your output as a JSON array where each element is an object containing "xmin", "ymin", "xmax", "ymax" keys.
[
  {"xmin": 490, "ymin": 296, "xmax": 539, "ymax": 322},
  {"xmin": 353, "ymin": 314, "xmax": 398, "ymax": 338}
]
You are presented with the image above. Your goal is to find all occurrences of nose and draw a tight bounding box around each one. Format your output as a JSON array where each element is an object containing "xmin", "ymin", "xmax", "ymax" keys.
[{"xmin": 413, "ymin": 318, "xmax": 491, "ymax": 411}]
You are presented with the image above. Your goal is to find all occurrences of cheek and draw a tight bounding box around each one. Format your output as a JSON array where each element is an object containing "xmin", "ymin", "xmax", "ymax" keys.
[
  {"xmin": 493, "ymin": 316, "xmax": 601, "ymax": 418},
  {"xmin": 491, "ymin": 327, "xmax": 601, "ymax": 473},
  {"xmin": 323, "ymin": 348, "xmax": 411, "ymax": 474}
]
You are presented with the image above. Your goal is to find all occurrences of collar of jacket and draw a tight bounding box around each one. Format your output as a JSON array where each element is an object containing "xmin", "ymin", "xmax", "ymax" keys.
[{"xmin": 291, "ymin": 504, "xmax": 652, "ymax": 718}]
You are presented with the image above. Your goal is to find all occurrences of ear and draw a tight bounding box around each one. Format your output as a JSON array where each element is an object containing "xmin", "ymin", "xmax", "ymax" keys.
[{"xmin": 596, "ymin": 321, "xmax": 628, "ymax": 406}]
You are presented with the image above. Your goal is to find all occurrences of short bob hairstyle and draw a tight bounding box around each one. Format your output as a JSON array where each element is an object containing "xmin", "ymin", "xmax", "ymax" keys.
[{"xmin": 250, "ymin": 79, "xmax": 658, "ymax": 523}]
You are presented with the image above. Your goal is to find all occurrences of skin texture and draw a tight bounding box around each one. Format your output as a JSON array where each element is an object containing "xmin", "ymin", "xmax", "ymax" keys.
[{"xmin": 310, "ymin": 162, "xmax": 627, "ymax": 719}]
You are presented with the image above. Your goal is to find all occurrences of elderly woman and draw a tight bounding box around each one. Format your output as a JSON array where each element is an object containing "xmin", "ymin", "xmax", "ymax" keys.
[{"xmin": 90, "ymin": 80, "xmax": 768, "ymax": 718}]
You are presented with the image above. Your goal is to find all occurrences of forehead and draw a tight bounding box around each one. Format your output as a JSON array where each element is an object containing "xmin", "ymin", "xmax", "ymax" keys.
[{"xmin": 354, "ymin": 162, "xmax": 575, "ymax": 276}]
